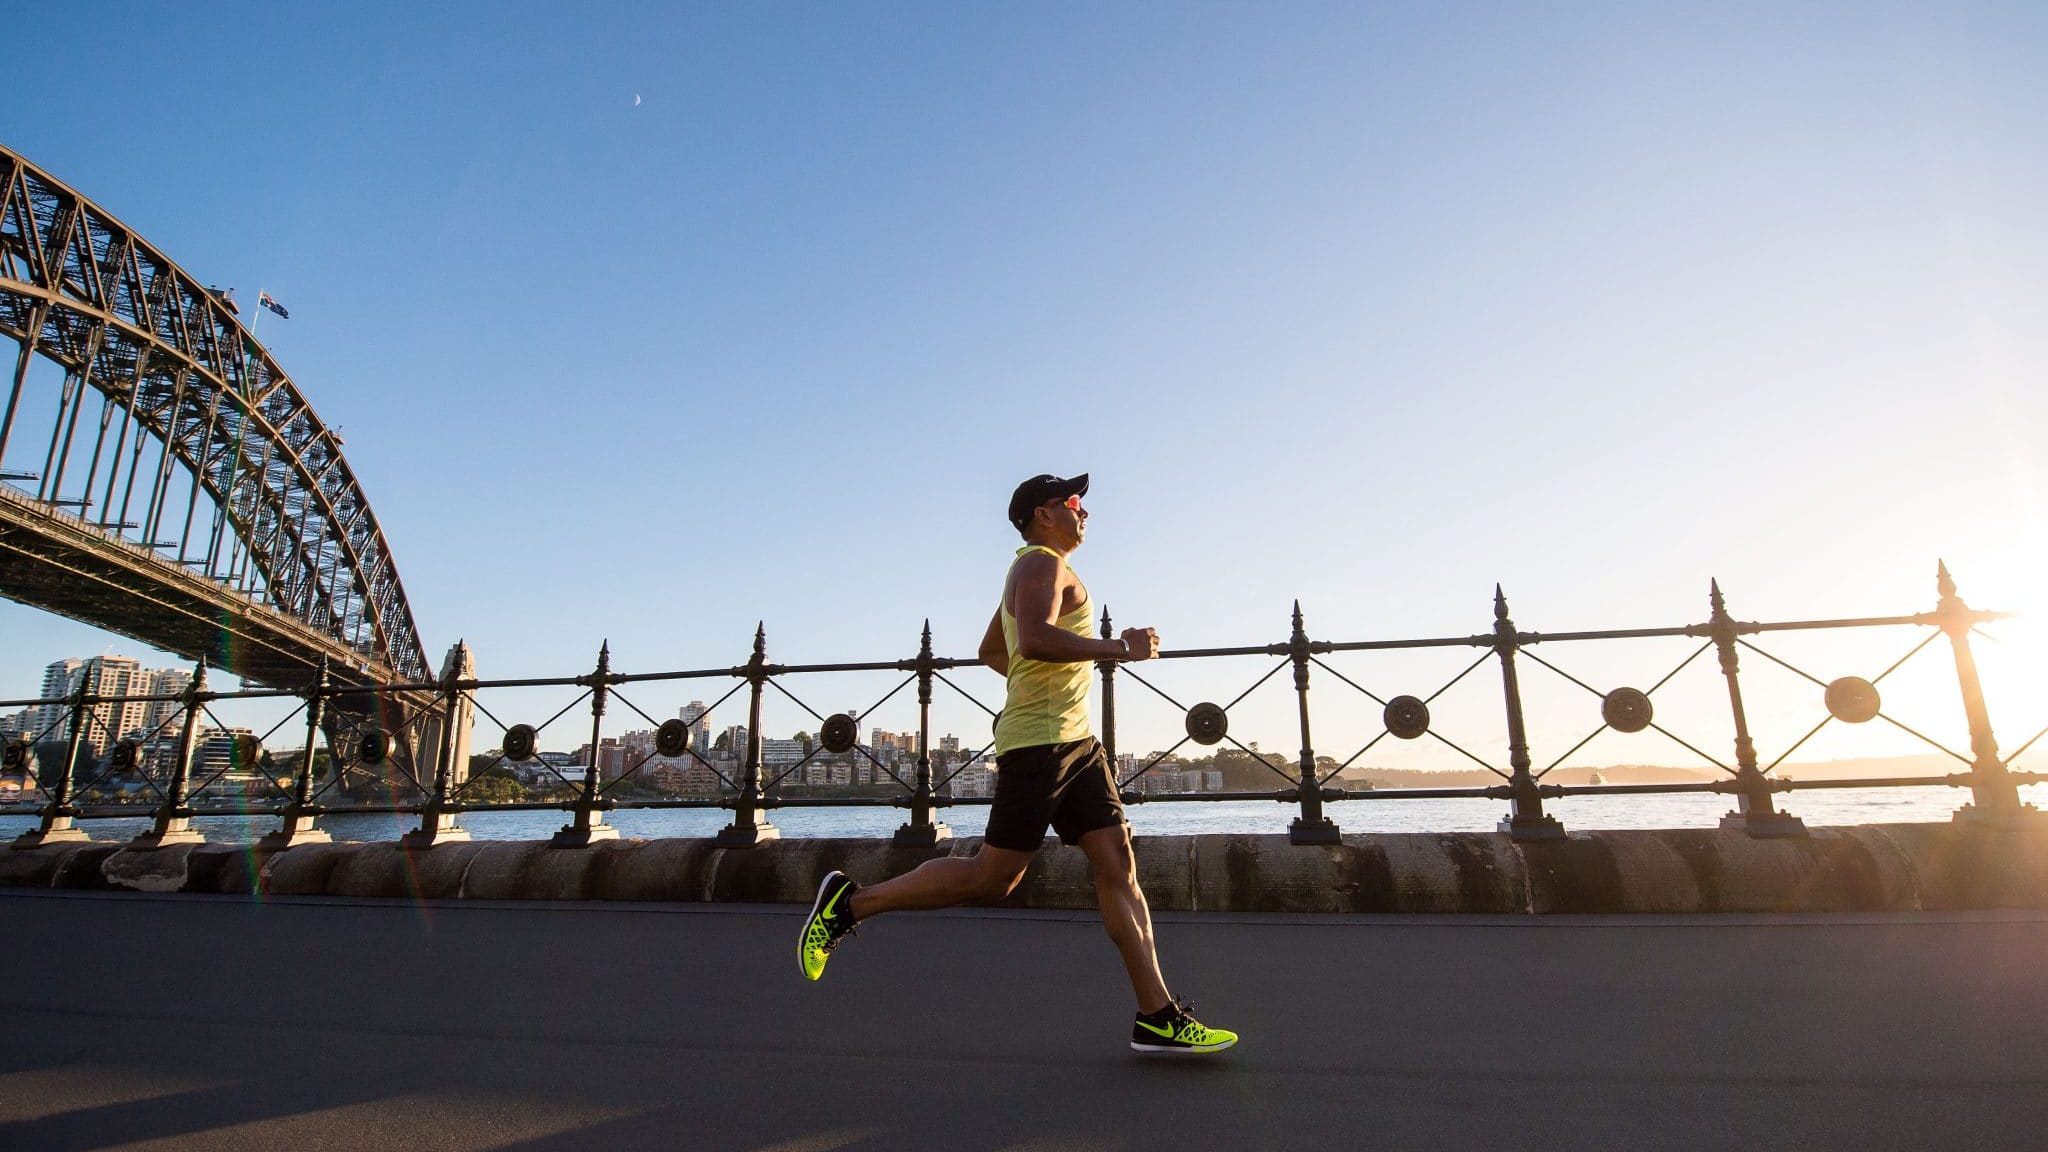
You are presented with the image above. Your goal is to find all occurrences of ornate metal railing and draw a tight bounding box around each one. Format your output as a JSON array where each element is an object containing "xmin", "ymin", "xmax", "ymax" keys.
[{"xmin": 4, "ymin": 563, "xmax": 2043, "ymax": 850}]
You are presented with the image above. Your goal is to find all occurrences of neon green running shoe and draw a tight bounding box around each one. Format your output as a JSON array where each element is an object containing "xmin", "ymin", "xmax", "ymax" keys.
[
  {"xmin": 1130, "ymin": 998, "xmax": 1237, "ymax": 1054},
  {"xmin": 798, "ymin": 870, "xmax": 859, "ymax": 981}
]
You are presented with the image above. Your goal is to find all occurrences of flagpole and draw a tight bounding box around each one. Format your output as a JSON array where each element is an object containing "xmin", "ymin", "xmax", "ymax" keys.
[
  {"xmin": 234, "ymin": 288, "xmax": 289, "ymax": 594},
  {"xmin": 241, "ymin": 291, "xmax": 272, "ymax": 592},
  {"xmin": 224, "ymin": 290, "xmax": 260, "ymax": 591}
]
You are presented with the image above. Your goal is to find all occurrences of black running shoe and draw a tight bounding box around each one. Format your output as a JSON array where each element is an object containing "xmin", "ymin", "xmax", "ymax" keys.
[
  {"xmin": 1131, "ymin": 998, "xmax": 1238, "ymax": 1054},
  {"xmin": 798, "ymin": 870, "xmax": 858, "ymax": 981}
]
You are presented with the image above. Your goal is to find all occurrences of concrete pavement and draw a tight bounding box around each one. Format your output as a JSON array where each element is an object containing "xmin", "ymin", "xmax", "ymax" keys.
[{"xmin": 2, "ymin": 889, "xmax": 2046, "ymax": 1150}]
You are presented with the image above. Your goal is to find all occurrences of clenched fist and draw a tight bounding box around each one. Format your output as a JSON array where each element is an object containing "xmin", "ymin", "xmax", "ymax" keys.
[{"xmin": 1119, "ymin": 627, "xmax": 1160, "ymax": 661}]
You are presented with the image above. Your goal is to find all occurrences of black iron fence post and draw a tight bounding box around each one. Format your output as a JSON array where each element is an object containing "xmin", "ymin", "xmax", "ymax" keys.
[
  {"xmin": 1289, "ymin": 601, "xmax": 1341, "ymax": 845},
  {"xmin": 551, "ymin": 641, "xmax": 621, "ymax": 847},
  {"xmin": 1495, "ymin": 586, "xmax": 1564, "ymax": 840},
  {"xmin": 132, "ymin": 659, "xmax": 208, "ymax": 848},
  {"xmin": 1710, "ymin": 580, "xmax": 1805, "ymax": 837},
  {"xmin": 402, "ymin": 659, "xmax": 472, "ymax": 849},
  {"xmin": 1937, "ymin": 562, "xmax": 2037, "ymax": 825},
  {"xmin": 715, "ymin": 624, "xmax": 780, "ymax": 847},
  {"xmin": 894, "ymin": 621, "xmax": 951, "ymax": 847},
  {"xmin": 10, "ymin": 678, "xmax": 93, "ymax": 848},
  {"xmin": 259, "ymin": 657, "xmax": 333, "ymax": 850}
]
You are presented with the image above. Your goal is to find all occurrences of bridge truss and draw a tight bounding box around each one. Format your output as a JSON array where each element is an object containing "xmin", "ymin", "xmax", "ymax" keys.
[{"xmin": 0, "ymin": 143, "xmax": 428, "ymax": 686}]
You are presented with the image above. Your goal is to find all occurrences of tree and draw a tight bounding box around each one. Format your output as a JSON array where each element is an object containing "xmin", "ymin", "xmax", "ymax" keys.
[
  {"xmin": 795, "ymin": 730, "xmax": 814, "ymax": 753},
  {"xmin": 458, "ymin": 770, "xmax": 529, "ymax": 804},
  {"xmin": 714, "ymin": 729, "xmax": 732, "ymax": 753},
  {"xmin": 611, "ymin": 775, "xmax": 661, "ymax": 799},
  {"xmin": 1210, "ymin": 747, "xmax": 1296, "ymax": 792}
]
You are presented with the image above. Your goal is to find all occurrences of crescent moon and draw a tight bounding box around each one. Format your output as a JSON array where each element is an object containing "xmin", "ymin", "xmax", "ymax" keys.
[{"xmin": 633, "ymin": 94, "xmax": 642, "ymax": 106}]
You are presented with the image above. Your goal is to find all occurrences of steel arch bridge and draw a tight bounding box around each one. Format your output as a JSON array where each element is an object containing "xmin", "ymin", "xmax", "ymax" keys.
[{"xmin": 0, "ymin": 143, "xmax": 429, "ymax": 688}]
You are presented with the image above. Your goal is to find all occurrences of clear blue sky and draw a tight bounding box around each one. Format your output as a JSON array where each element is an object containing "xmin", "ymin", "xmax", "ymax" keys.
[{"xmin": 4, "ymin": 2, "xmax": 2045, "ymax": 769}]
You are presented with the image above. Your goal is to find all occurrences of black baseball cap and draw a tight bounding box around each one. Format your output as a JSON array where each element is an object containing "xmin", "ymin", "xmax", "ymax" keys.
[{"xmin": 1008, "ymin": 473, "xmax": 1089, "ymax": 531}]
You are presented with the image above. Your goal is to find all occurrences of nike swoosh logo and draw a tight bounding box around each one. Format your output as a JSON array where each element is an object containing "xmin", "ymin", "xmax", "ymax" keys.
[{"xmin": 1136, "ymin": 1019, "xmax": 1177, "ymax": 1039}]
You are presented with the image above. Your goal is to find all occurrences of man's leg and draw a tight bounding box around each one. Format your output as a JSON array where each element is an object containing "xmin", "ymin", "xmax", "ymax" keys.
[
  {"xmin": 848, "ymin": 843, "xmax": 1035, "ymax": 920},
  {"xmin": 1077, "ymin": 824, "xmax": 1171, "ymax": 1015}
]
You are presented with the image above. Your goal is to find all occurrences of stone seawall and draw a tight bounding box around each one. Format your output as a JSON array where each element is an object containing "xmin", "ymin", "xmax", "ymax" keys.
[{"xmin": 4, "ymin": 824, "xmax": 2047, "ymax": 913}]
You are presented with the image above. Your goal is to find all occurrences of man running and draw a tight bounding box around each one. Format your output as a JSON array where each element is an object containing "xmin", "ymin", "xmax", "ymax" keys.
[{"xmin": 798, "ymin": 473, "xmax": 1237, "ymax": 1055}]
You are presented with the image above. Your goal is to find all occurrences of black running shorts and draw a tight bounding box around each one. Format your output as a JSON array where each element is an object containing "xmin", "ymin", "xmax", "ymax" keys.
[{"xmin": 983, "ymin": 737, "xmax": 1126, "ymax": 851}]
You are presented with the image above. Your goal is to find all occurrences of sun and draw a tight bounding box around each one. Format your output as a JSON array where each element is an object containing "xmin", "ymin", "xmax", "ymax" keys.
[{"xmin": 1957, "ymin": 532, "xmax": 2048, "ymax": 769}]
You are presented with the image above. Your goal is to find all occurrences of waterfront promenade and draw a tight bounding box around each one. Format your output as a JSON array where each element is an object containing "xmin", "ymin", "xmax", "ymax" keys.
[{"xmin": 3, "ymin": 890, "xmax": 2046, "ymax": 1150}]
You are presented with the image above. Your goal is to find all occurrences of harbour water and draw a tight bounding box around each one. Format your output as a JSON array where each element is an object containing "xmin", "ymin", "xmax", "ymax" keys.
[{"xmin": 5, "ymin": 782, "xmax": 2044, "ymax": 846}]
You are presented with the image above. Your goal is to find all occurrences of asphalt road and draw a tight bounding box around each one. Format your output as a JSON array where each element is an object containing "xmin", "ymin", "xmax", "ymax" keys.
[{"xmin": 2, "ymin": 890, "xmax": 2045, "ymax": 1151}]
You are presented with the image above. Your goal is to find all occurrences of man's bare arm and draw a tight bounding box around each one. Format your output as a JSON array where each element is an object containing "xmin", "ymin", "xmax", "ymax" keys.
[
  {"xmin": 978, "ymin": 609, "xmax": 1008, "ymax": 677},
  {"xmin": 1009, "ymin": 552, "xmax": 1156, "ymax": 662}
]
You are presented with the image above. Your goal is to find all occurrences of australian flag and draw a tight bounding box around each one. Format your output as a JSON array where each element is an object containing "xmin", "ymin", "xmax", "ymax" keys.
[{"xmin": 257, "ymin": 291, "xmax": 290, "ymax": 319}]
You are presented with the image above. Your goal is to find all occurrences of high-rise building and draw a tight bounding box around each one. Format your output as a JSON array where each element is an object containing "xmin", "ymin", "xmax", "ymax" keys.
[
  {"xmin": 678, "ymin": 701, "xmax": 712, "ymax": 755},
  {"xmin": 721, "ymin": 724, "xmax": 749, "ymax": 757},
  {"xmin": 26, "ymin": 658, "xmax": 195, "ymax": 755},
  {"xmin": 569, "ymin": 738, "xmax": 628, "ymax": 782},
  {"xmin": 79, "ymin": 657, "xmax": 150, "ymax": 756},
  {"xmin": 192, "ymin": 727, "xmax": 260, "ymax": 780},
  {"xmin": 27, "ymin": 656, "xmax": 152, "ymax": 757},
  {"xmin": 29, "ymin": 659, "xmax": 85, "ymax": 744},
  {"xmin": 141, "ymin": 668, "xmax": 193, "ymax": 739},
  {"xmin": 761, "ymin": 738, "xmax": 805, "ymax": 766}
]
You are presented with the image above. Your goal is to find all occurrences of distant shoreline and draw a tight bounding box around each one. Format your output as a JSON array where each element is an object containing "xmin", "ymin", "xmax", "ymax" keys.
[{"xmin": 1340, "ymin": 752, "xmax": 1969, "ymax": 790}]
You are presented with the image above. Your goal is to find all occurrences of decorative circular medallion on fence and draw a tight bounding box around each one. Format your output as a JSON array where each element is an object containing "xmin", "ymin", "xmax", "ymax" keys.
[
  {"xmin": 502, "ymin": 723, "xmax": 538, "ymax": 762},
  {"xmin": 1383, "ymin": 695, "xmax": 1431, "ymax": 740},
  {"xmin": 820, "ymin": 713, "xmax": 859, "ymax": 754},
  {"xmin": 109, "ymin": 739, "xmax": 140, "ymax": 771},
  {"xmin": 356, "ymin": 729, "xmax": 391, "ymax": 766},
  {"xmin": 2, "ymin": 739, "xmax": 29, "ymax": 772},
  {"xmin": 1824, "ymin": 676, "xmax": 1882, "ymax": 724},
  {"xmin": 654, "ymin": 719, "xmax": 691, "ymax": 758},
  {"xmin": 1186, "ymin": 701, "xmax": 1229, "ymax": 746},
  {"xmin": 1601, "ymin": 687, "xmax": 1655, "ymax": 733}
]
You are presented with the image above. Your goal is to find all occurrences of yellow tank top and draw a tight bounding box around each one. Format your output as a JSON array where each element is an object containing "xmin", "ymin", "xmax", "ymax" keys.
[{"xmin": 993, "ymin": 545, "xmax": 1094, "ymax": 754}]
